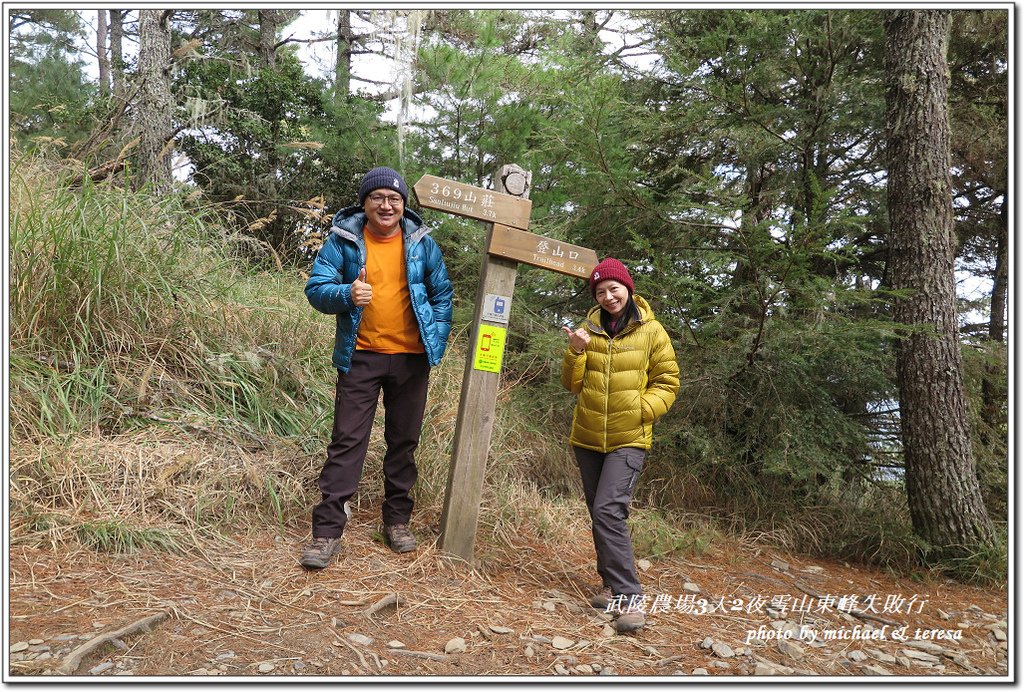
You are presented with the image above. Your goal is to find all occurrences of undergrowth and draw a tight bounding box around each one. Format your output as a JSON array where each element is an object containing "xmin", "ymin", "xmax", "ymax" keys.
[
  {"xmin": 9, "ymin": 152, "xmax": 333, "ymax": 551},
  {"xmin": 6, "ymin": 152, "xmax": 1006, "ymax": 586}
]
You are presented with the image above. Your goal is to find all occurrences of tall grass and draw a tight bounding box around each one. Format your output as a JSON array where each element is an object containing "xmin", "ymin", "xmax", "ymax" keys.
[
  {"xmin": 9, "ymin": 152, "xmax": 333, "ymax": 549},
  {"xmin": 10, "ymin": 154, "xmax": 333, "ymax": 439}
]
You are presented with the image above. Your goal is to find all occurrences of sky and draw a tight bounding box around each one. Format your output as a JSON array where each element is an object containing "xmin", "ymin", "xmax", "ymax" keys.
[
  {"xmin": 73, "ymin": 9, "xmax": 416, "ymax": 123},
  {"xmin": 283, "ymin": 9, "xmax": 399, "ymax": 104}
]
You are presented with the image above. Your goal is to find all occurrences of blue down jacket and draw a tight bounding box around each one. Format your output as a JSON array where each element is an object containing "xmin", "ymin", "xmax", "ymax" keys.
[{"xmin": 305, "ymin": 205, "xmax": 454, "ymax": 373}]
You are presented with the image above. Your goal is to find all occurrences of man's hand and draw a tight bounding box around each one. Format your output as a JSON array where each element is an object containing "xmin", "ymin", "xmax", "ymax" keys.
[
  {"xmin": 351, "ymin": 267, "xmax": 372, "ymax": 306},
  {"xmin": 562, "ymin": 325, "xmax": 590, "ymax": 353}
]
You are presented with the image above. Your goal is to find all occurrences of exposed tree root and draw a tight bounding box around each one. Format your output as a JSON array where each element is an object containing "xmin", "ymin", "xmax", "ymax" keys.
[{"xmin": 55, "ymin": 611, "xmax": 170, "ymax": 675}]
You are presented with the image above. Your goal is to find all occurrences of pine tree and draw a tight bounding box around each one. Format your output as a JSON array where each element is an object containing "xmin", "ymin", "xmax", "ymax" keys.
[
  {"xmin": 884, "ymin": 9, "xmax": 995, "ymax": 557},
  {"xmin": 8, "ymin": 10, "xmax": 92, "ymax": 146}
]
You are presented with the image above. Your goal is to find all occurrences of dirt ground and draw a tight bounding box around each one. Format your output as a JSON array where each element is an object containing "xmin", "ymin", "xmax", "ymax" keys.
[{"xmin": 6, "ymin": 503, "xmax": 1010, "ymax": 681}]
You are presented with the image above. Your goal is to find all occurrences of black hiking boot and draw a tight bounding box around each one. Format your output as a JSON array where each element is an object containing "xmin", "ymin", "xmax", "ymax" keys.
[
  {"xmin": 614, "ymin": 610, "xmax": 646, "ymax": 633},
  {"xmin": 300, "ymin": 536, "xmax": 342, "ymax": 569},
  {"xmin": 590, "ymin": 586, "xmax": 613, "ymax": 609},
  {"xmin": 383, "ymin": 523, "xmax": 417, "ymax": 553}
]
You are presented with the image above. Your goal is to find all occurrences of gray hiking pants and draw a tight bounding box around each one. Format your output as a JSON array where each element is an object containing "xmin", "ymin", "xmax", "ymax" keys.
[{"xmin": 573, "ymin": 446, "xmax": 645, "ymax": 597}]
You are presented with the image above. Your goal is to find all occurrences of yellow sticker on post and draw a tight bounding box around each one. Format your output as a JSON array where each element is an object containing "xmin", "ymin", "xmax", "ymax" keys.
[{"xmin": 473, "ymin": 324, "xmax": 506, "ymax": 373}]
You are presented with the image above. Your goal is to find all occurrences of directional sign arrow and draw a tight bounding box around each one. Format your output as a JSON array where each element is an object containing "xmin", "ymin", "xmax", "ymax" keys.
[
  {"xmin": 488, "ymin": 224, "xmax": 598, "ymax": 279},
  {"xmin": 413, "ymin": 175, "xmax": 533, "ymax": 230}
]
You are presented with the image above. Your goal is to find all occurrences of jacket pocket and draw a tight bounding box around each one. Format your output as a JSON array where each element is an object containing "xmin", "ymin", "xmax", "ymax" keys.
[{"xmin": 640, "ymin": 397, "xmax": 654, "ymax": 425}]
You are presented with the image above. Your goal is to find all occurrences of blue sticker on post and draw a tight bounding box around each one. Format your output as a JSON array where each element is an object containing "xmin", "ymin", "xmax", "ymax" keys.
[{"xmin": 482, "ymin": 293, "xmax": 512, "ymax": 325}]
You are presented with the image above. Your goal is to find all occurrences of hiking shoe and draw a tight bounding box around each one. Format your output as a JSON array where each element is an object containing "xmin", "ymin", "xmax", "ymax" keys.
[
  {"xmin": 590, "ymin": 586, "xmax": 612, "ymax": 609},
  {"xmin": 383, "ymin": 523, "xmax": 417, "ymax": 553},
  {"xmin": 300, "ymin": 536, "xmax": 342, "ymax": 569},
  {"xmin": 614, "ymin": 610, "xmax": 646, "ymax": 633}
]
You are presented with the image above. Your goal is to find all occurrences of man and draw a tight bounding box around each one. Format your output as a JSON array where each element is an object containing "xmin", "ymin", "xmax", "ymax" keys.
[{"xmin": 301, "ymin": 166, "xmax": 453, "ymax": 568}]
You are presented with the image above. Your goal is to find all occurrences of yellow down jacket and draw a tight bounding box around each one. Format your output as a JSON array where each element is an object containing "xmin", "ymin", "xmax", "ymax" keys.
[{"xmin": 561, "ymin": 295, "xmax": 680, "ymax": 452}]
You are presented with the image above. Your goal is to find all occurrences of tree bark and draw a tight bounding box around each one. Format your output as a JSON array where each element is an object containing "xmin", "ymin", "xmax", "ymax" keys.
[
  {"xmin": 257, "ymin": 10, "xmax": 278, "ymax": 68},
  {"xmin": 988, "ymin": 201, "xmax": 1008, "ymax": 345},
  {"xmin": 96, "ymin": 10, "xmax": 109, "ymax": 98},
  {"xmin": 981, "ymin": 197, "xmax": 1008, "ymax": 435},
  {"xmin": 134, "ymin": 9, "xmax": 174, "ymax": 192},
  {"xmin": 110, "ymin": 10, "xmax": 125, "ymax": 106},
  {"xmin": 884, "ymin": 9, "xmax": 995, "ymax": 556},
  {"xmin": 255, "ymin": 10, "xmax": 286, "ymax": 254},
  {"xmin": 335, "ymin": 9, "xmax": 352, "ymax": 100},
  {"xmin": 731, "ymin": 160, "xmax": 774, "ymax": 329}
]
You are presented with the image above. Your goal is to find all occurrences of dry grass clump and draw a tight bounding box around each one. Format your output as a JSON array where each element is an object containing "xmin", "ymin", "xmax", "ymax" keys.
[
  {"xmin": 10, "ymin": 151, "xmax": 336, "ymax": 447},
  {"xmin": 9, "ymin": 429, "xmax": 322, "ymax": 554},
  {"xmin": 6, "ymin": 332, "xmax": 591, "ymax": 560},
  {"xmin": 8, "ymin": 150, "xmax": 338, "ymax": 551}
]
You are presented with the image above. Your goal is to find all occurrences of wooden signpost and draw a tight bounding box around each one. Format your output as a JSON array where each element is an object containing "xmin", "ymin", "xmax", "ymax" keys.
[
  {"xmin": 413, "ymin": 166, "xmax": 597, "ymax": 562},
  {"xmin": 414, "ymin": 174, "xmax": 533, "ymax": 230},
  {"xmin": 488, "ymin": 224, "xmax": 598, "ymax": 280}
]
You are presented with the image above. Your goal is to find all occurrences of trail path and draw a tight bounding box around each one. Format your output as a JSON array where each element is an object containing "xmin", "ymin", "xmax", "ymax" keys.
[{"xmin": 7, "ymin": 505, "xmax": 1009, "ymax": 680}]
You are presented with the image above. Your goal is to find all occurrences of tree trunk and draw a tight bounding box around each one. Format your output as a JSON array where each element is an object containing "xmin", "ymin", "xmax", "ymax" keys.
[
  {"xmin": 96, "ymin": 10, "xmax": 109, "ymax": 98},
  {"xmin": 256, "ymin": 10, "xmax": 284, "ymax": 253},
  {"xmin": 981, "ymin": 198, "xmax": 1008, "ymax": 428},
  {"xmin": 335, "ymin": 9, "xmax": 352, "ymax": 100},
  {"xmin": 730, "ymin": 160, "xmax": 773, "ymax": 326},
  {"xmin": 110, "ymin": 10, "xmax": 125, "ymax": 106},
  {"xmin": 988, "ymin": 201, "xmax": 1008, "ymax": 345},
  {"xmin": 134, "ymin": 9, "xmax": 174, "ymax": 192},
  {"xmin": 257, "ymin": 10, "xmax": 278, "ymax": 68},
  {"xmin": 884, "ymin": 9, "xmax": 995, "ymax": 556}
]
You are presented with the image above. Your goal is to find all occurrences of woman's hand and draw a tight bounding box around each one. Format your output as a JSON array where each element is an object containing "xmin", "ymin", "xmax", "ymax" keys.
[{"xmin": 562, "ymin": 325, "xmax": 590, "ymax": 354}]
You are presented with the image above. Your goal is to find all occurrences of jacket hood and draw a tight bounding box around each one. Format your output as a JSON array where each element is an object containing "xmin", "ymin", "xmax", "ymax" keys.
[
  {"xmin": 331, "ymin": 205, "xmax": 424, "ymax": 235},
  {"xmin": 585, "ymin": 294, "xmax": 653, "ymax": 332}
]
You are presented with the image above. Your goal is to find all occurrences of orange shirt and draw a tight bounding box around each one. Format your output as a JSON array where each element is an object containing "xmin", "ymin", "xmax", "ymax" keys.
[{"xmin": 356, "ymin": 229, "xmax": 424, "ymax": 354}]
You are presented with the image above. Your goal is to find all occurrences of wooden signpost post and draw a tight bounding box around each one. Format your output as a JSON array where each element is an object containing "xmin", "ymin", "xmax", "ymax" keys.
[{"xmin": 413, "ymin": 165, "xmax": 598, "ymax": 562}]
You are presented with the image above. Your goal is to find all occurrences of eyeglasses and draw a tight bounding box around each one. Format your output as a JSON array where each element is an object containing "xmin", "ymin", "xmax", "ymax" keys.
[{"xmin": 368, "ymin": 194, "xmax": 404, "ymax": 206}]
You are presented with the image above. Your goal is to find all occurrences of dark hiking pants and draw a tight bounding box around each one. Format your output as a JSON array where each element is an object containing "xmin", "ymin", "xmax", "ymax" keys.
[
  {"xmin": 573, "ymin": 446, "xmax": 646, "ymax": 598},
  {"xmin": 312, "ymin": 350, "xmax": 430, "ymax": 538}
]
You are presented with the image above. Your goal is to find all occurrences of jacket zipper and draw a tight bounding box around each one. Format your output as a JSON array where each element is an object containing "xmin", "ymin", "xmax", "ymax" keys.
[{"xmin": 594, "ymin": 316, "xmax": 645, "ymax": 449}]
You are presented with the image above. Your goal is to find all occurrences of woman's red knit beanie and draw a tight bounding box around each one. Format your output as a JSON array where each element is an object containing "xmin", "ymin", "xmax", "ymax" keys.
[{"xmin": 589, "ymin": 257, "xmax": 634, "ymax": 297}]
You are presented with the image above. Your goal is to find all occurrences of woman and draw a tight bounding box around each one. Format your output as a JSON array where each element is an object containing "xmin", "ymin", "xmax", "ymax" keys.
[{"xmin": 561, "ymin": 258, "xmax": 680, "ymax": 633}]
